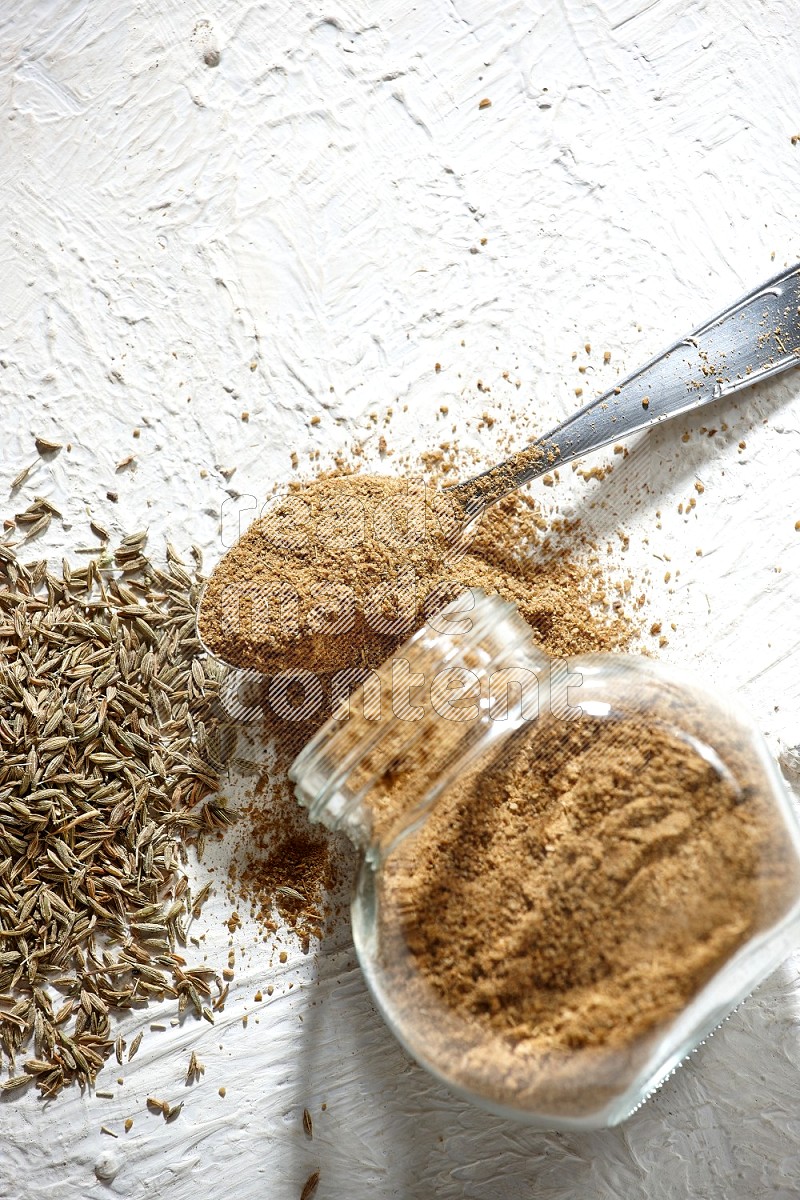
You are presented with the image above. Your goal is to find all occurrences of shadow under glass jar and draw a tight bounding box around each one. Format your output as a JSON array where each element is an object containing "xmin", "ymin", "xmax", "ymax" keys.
[{"xmin": 290, "ymin": 590, "xmax": 800, "ymax": 1129}]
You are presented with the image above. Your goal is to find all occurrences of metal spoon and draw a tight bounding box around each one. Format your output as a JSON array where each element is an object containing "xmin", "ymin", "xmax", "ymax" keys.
[{"xmin": 455, "ymin": 262, "xmax": 800, "ymax": 514}]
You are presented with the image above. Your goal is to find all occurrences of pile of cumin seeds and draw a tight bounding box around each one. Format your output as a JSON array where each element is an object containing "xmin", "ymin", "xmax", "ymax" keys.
[{"xmin": 0, "ymin": 530, "xmax": 235, "ymax": 1096}]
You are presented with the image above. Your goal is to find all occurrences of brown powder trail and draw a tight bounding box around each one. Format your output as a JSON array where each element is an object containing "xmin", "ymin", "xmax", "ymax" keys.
[{"xmin": 225, "ymin": 677, "xmax": 358, "ymax": 948}]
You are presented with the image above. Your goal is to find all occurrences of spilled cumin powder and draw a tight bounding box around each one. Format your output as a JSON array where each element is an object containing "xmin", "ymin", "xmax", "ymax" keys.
[
  {"xmin": 199, "ymin": 473, "xmax": 631, "ymax": 678},
  {"xmin": 372, "ymin": 697, "xmax": 799, "ymax": 1116},
  {"xmin": 224, "ymin": 685, "xmax": 357, "ymax": 950}
]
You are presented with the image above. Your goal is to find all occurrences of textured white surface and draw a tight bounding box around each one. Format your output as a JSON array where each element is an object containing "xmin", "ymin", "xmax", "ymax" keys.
[{"xmin": 1, "ymin": 0, "xmax": 800, "ymax": 1196}]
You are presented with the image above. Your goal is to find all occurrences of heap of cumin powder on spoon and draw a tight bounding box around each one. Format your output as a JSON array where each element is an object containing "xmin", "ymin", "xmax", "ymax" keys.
[{"xmin": 198, "ymin": 472, "xmax": 631, "ymax": 679}]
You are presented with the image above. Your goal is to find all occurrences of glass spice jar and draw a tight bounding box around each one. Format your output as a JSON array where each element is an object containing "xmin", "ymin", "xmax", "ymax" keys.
[{"xmin": 289, "ymin": 590, "xmax": 800, "ymax": 1129}]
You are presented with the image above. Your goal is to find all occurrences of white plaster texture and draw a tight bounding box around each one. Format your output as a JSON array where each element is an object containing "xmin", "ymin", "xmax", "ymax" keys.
[{"xmin": 1, "ymin": 0, "xmax": 800, "ymax": 1196}]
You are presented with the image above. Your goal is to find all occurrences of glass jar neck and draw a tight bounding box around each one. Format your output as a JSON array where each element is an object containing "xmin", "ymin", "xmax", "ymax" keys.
[{"xmin": 289, "ymin": 590, "xmax": 549, "ymax": 854}]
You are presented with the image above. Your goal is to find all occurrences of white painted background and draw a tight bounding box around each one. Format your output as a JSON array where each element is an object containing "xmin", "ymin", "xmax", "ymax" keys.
[{"xmin": 1, "ymin": 0, "xmax": 800, "ymax": 1195}]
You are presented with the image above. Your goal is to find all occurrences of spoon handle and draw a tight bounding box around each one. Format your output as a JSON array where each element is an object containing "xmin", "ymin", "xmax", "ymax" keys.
[{"xmin": 456, "ymin": 262, "xmax": 800, "ymax": 513}]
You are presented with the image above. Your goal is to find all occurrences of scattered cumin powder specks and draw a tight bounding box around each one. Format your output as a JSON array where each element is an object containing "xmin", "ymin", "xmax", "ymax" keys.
[
  {"xmin": 225, "ymin": 689, "xmax": 355, "ymax": 948},
  {"xmin": 241, "ymin": 819, "xmax": 334, "ymax": 950},
  {"xmin": 578, "ymin": 465, "xmax": 613, "ymax": 483}
]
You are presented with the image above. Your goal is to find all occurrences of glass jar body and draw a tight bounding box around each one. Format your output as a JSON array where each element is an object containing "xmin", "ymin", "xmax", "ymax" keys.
[{"xmin": 291, "ymin": 592, "xmax": 800, "ymax": 1129}]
